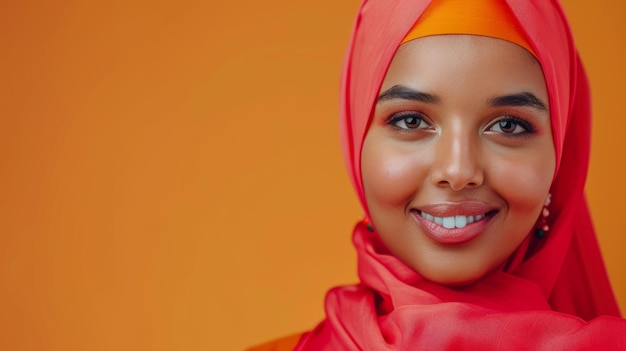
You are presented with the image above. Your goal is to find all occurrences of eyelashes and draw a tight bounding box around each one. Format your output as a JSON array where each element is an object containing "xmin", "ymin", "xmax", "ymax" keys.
[
  {"xmin": 386, "ymin": 111, "xmax": 433, "ymax": 132},
  {"xmin": 385, "ymin": 111, "xmax": 539, "ymax": 137},
  {"xmin": 485, "ymin": 116, "xmax": 537, "ymax": 137}
]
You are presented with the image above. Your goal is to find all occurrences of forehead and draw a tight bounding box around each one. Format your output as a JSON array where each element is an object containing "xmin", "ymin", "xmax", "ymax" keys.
[{"xmin": 381, "ymin": 35, "xmax": 545, "ymax": 96}]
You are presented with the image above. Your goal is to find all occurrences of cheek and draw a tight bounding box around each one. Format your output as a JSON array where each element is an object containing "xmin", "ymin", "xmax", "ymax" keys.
[
  {"xmin": 492, "ymin": 147, "xmax": 555, "ymax": 213},
  {"xmin": 361, "ymin": 137, "xmax": 430, "ymax": 207}
]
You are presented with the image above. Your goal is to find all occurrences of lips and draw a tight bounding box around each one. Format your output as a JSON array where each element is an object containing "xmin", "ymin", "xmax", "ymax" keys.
[
  {"xmin": 419, "ymin": 211, "xmax": 487, "ymax": 229},
  {"xmin": 411, "ymin": 201, "xmax": 498, "ymax": 244}
]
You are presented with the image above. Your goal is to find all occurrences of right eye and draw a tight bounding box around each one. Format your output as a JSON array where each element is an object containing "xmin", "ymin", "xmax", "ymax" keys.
[{"xmin": 387, "ymin": 112, "xmax": 431, "ymax": 130}]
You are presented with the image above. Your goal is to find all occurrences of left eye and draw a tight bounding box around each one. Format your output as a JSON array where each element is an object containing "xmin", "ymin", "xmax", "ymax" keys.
[
  {"xmin": 488, "ymin": 118, "xmax": 531, "ymax": 134},
  {"xmin": 387, "ymin": 112, "xmax": 431, "ymax": 130}
]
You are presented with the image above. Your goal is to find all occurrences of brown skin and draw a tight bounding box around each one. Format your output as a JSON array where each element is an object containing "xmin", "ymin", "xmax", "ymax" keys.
[{"xmin": 361, "ymin": 35, "xmax": 555, "ymax": 286}]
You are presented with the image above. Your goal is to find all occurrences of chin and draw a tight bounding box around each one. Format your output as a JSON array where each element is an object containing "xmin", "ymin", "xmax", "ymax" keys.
[{"xmin": 418, "ymin": 265, "xmax": 493, "ymax": 287}]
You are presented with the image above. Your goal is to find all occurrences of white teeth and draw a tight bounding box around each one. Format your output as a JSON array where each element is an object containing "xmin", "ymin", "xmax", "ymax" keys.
[
  {"xmin": 420, "ymin": 211, "xmax": 487, "ymax": 228},
  {"xmin": 442, "ymin": 216, "xmax": 455, "ymax": 228},
  {"xmin": 455, "ymin": 215, "xmax": 467, "ymax": 228}
]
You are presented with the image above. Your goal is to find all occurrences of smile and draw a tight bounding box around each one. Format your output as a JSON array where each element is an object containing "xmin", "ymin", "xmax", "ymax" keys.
[
  {"xmin": 411, "ymin": 203, "xmax": 497, "ymax": 245},
  {"xmin": 419, "ymin": 211, "xmax": 487, "ymax": 229}
]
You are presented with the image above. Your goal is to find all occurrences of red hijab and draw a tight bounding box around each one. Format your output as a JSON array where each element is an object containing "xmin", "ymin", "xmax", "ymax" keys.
[{"xmin": 295, "ymin": 0, "xmax": 626, "ymax": 349}]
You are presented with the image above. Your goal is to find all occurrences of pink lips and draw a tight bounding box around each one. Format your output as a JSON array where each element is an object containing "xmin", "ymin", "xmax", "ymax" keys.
[{"xmin": 412, "ymin": 201, "xmax": 497, "ymax": 245}]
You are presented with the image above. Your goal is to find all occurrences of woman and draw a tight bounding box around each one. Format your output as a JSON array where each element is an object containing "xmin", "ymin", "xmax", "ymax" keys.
[{"xmin": 251, "ymin": 0, "xmax": 626, "ymax": 349}]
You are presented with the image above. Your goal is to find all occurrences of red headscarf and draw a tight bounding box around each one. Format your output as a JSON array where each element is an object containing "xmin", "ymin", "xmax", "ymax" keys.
[{"xmin": 295, "ymin": 0, "xmax": 626, "ymax": 349}]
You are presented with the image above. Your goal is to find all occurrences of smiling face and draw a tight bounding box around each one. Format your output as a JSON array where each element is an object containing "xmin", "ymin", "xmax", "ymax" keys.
[{"xmin": 361, "ymin": 35, "xmax": 556, "ymax": 286}]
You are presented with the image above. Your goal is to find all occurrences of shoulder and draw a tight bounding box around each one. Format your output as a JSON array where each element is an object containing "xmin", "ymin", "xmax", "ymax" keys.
[{"xmin": 246, "ymin": 332, "xmax": 305, "ymax": 351}]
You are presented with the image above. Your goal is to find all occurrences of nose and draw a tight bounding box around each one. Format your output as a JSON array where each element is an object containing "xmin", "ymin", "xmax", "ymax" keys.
[{"xmin": 430, "ymin": 125, "xmax": 484, "ymax": 191}]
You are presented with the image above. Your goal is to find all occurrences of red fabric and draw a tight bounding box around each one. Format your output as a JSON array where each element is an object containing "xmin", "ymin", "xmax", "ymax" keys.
[{"xmin": 295, "ymin": 0, "xmax": 626, "ymax": 349}]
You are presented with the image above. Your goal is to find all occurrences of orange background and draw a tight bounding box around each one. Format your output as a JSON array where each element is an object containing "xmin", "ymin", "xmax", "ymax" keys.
[{"xmin": 1, "ymin": 1, "xmax": 624, "ymax": 350}]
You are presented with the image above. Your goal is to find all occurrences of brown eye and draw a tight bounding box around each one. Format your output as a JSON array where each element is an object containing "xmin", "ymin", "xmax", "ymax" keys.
[
  {"xmin": 488, "ymin": 117, "xmax": 534, "ymax": 135},
  {"xmin": 388, "ymin": 113, "xmax": 431, "ymax": 130},
  {"xmin": 404, "ymin": 116, "xmax": 422, "ymax": 129},
  {"xmin": 498, "ymin": 120, "xmax": 516, "ymax": 133}
]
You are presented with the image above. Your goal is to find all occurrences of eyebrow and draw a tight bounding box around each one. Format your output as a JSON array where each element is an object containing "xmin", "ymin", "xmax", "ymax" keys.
[
  {"xmin": 377, "ymin": 85, "xmax": 440, "ymax": 104},
  {"xmin": 377, "ymin": 85, "xmax": 547, "ymax": 111},
  {"xmin": 488, "ymin": 92, "xmax": 548, "ymax": 111}
]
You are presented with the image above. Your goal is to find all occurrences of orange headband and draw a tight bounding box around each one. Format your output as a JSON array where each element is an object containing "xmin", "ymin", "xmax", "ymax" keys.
[{"xmin": 401, "ymin": 0, "xmax": 535, "ymax": 55}]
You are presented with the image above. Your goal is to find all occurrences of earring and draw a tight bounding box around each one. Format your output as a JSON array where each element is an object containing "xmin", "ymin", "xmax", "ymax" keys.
[
  {"xmin": 363, "ymin": 218, "xmax": 375, "ymax": 232},
  {"xmin": 534, "ymin": 193, "xmax": 552, "ymax": 238}
]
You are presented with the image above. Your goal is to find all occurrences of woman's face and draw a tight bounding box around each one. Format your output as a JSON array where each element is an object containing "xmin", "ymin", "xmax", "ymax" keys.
[{"xmin": 361, "ymin": 35, "xmax": 555, "ymax": 286}]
